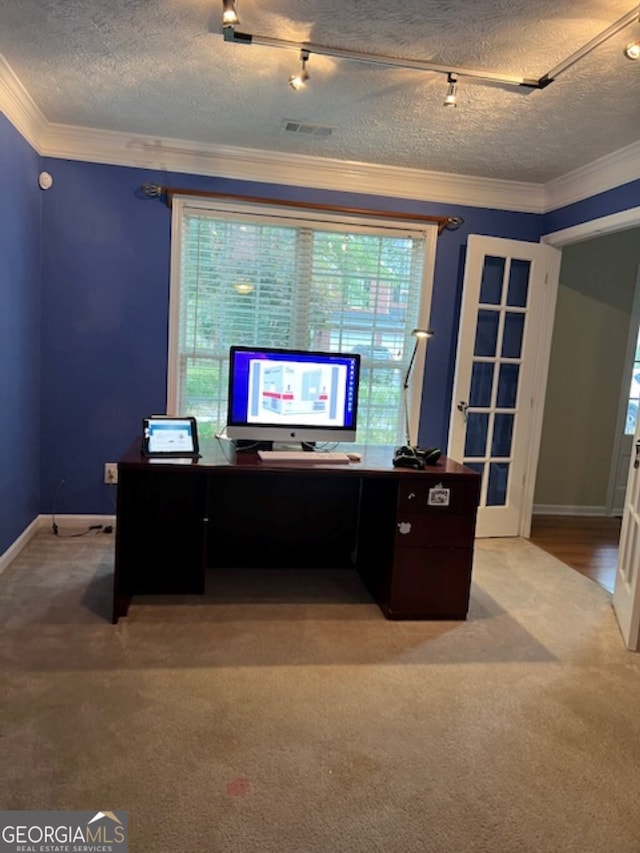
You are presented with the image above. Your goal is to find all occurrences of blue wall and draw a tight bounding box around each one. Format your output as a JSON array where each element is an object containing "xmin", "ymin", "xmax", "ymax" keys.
[
  {"xmin": 542, "ymin": 179, "xmax": 640, "ymax": 235},
  {"xmin": 0, "ymin": 116, "xmax": 41, "ymax": 552},
  {"xmin": 39, "ymin": 161, "xmax": 172, "ymax": 516},
  {"xmin": 1, "ymin": 119, "xmax": 637, "ymax": 533},
  {"xmin": 38, "ymin": 160, "xmax": 545, "ymax": 512}
]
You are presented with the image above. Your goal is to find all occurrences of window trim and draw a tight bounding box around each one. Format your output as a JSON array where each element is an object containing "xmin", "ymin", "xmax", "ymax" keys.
[{"xmin": 167, "ymin": 196, "xmax": 438, "ymax": 445}]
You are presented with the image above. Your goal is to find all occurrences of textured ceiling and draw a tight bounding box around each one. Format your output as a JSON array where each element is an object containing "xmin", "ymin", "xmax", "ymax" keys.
[{"xmin": 1, "ymin": 0, "xmax": 639, "ymax": 183}]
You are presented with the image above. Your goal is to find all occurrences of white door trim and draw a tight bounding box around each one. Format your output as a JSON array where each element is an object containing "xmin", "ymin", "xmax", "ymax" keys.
[
  {"xmin": 542, "ymin": 206, "xmax": 640, "ymax": 248},
  {"xmin": 519, "ymin": 247, "xmax": 562, "ymax": 537}
]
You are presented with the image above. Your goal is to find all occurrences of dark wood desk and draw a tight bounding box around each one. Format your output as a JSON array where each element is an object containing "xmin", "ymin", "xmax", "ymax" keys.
[{"xmin": 112, "ymin": 442, "xmax": 480, "ymax": 623}]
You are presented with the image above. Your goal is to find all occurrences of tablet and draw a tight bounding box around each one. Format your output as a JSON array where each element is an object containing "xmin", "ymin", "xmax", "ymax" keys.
[{"xmin": 141, "ymin": 416, "xmax": 200, "ymax": 458}]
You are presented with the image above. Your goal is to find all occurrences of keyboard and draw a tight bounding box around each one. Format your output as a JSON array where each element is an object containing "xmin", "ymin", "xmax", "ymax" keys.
[{"xmin": 257, "ymin": 450, "xmax": 352, "ymax": 464}]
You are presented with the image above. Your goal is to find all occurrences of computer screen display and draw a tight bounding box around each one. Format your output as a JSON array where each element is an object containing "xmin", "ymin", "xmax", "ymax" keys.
[
  {"xmin": 141, "ymin": 416, "xmax": 200, "ymax": 457},
  {"xmin": 227, "ymin": 346, "xmax": 360, "ymax": 444}
]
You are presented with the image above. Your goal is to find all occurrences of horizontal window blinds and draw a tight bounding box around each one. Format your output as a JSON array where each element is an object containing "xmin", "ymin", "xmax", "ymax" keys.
[{"xmin": 175, "ymin": 207, "xmax": 428, "ymax": 445}]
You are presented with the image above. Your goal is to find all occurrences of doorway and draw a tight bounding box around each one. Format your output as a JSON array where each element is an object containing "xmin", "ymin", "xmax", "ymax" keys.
[
  {"xmin": 529, "ymin": 515, "xmax": 621, "ymax": 594},
  {"xmin": 532, "ymin": 223, "xmax": 640, "ymax": 593}
]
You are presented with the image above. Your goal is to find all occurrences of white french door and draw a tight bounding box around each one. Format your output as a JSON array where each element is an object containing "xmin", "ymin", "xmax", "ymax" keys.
[
  {"xmin": 449, "ymin": 236, "xmax": 561, "ymax": 537},
  {"xmin": 607, "ymin": 266, "xmax": 640, "ymax": 515},
  {"xmin": 613, "ymin": 430, "xmax": 640, "ymax": 650}
]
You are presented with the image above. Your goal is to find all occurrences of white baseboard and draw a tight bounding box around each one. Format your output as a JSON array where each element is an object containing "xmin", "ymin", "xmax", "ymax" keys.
[
  {"xmin": 37, "ymin": 514, "xmax": 116, "ymax": 531},
  {"xmin": 532, "ymin": 504, "xmax": 608, "ymax": 516},
  {"xmin": 0, "ymin": 516, "xmax": 41, "ymax": 575},
  {"xmin": 1, "ymin": 514, "xmax": 116, "ymax": 574}
]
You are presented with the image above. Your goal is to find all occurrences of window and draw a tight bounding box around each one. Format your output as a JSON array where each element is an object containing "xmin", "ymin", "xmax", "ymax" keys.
[{"xmin": 168, "ymin": 199, "xmax": 435, "ymax": 445}]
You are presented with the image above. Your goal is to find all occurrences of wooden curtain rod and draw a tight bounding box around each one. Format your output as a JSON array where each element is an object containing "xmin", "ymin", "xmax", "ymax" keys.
[{"xmin": 139, "ymin": 183, "xmax": 464, "ymax": 234}]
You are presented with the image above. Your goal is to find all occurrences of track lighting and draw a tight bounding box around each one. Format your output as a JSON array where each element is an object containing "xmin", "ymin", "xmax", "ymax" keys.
[
  {"xmin": 221, "ymin": 3, "xmax": 640, "ymax": 96},
  {"xmin": 443, "ymin": 73, "xmax": 458, "ymax": 107},
  {"xmin": 222, "ymin": 0, "xmax": 239, "ymax": 27},
  {"xmin": 289, "ymin": 50, "xmax": 310, "ymax": 90},
  {"xmin": 624, "ymin": 40, "xmax": 640, "ymax": 60}
]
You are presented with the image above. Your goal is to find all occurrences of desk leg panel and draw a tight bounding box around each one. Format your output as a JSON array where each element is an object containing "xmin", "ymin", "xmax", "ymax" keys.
[{"xmin": 114, "ymin": 468, "xmax": 208, "ymax": 601}]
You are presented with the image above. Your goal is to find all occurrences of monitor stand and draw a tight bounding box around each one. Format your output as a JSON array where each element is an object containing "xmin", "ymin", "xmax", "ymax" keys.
[
  {"xmin": 233, "ymin": 439, "xmax": 273, "ymax": 452},
  {"xmin": 272, "ymin": 441, "xmax": 316, "ymax": 453},
  {"xmin": 233, "ymin": 440, "xmax": 317, "ymax": 453}
]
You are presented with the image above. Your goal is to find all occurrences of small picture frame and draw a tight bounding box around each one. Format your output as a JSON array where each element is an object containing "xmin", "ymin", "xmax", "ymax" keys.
[{"xmin": 428, "ymin": 486, "xmax": 450, "ymax": 506}]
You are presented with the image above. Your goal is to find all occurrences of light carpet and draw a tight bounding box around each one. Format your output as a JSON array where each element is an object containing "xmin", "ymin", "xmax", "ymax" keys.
[{"xmin": 1, "ymin": 531, "xmax": 640, "ymax": 852}]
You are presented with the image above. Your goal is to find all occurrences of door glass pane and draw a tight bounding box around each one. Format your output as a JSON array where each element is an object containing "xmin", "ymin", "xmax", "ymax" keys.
[
  {"xmin": 465, "ymin": 412, "xmax": 489, "ymax": 457},
  {"xmin": 625, "ymin": 326, "xmax": 640, "ymax": 435},
  {"xmin": 469, "ymin": 362, "xmax": 494, "ymax": 407},
  {"xmin": 480, "ymin": 256, "xmax": 505, "ymax": 305},
  {"xmin": 496, "ymin": 364, "xmax": 519, "ymax": 408},
  {"xmin": 492, "ymin": 413, "xmax": 514, "ymax": 457},
  {"xmin": 502, "ymin": 313, "xmax": 525, "ymax": 358},
  {"xmin": 507, "ymin": 259, "xmax": 530, "ymax": 308},
  {"xmin": 487, "ymin": 462, "xmax": 509, "ymax": 506},
  {"xmin": 475, "ymin": 310, "xmax": 499, "ymax": 357}
]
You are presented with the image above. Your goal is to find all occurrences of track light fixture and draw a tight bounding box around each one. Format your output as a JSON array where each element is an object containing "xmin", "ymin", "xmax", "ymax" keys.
[
  {"xmin": 443, "ymin": 73, "xmax": 458, "ymax": 107},
  {"xmin": 624, "ymin": 40, "xmax": 640, "ymax": 59},
  {"xmin": 222, "ymin": 0, "xmax": 239, "ymax": 28},
  {"xmin": 289, "ymin": 50, "xmax": 310, "ymax": 90},
  {"xmin": 221, "ymin": 2, "xmax": 640, "ymax": 96}
]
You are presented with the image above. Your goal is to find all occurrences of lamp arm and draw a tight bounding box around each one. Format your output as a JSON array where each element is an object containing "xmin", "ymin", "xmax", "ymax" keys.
[
  {"xmin": 403, "ymin": 338, "xmax": 419, "ymax": 390},
  {"xmin": 403, "ymin": 385, "xmax": 412, "ymax": 447},
  {"xmin": 403, "ymin": 337, "xmax": 420, "ymax": 446}
]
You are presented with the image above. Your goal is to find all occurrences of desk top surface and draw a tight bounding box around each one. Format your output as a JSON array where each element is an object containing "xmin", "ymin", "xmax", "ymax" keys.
[{"xmin": 119, "ymin": 439, "xmax": 478, "ymax": 480}]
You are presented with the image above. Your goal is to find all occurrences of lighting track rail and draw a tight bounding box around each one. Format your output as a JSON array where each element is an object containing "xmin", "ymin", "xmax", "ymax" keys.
[{"xmin": 221, "ymin": 3, "xmax": 640, "ymax": 93}]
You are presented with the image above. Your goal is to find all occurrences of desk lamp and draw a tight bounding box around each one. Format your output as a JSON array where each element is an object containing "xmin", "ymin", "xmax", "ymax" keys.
[{"xmin": 393, "ymin": 328, "xmax": 441, "ymax": 469}]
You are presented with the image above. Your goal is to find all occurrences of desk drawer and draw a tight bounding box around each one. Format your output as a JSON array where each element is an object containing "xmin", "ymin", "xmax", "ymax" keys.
[
  {"xmin": 395, "ymin": 513, "xmax": 475, "ymax": 548},
  {"xmin": 388, "ymin": 547, "xmax": 473, "ymax": 619},
  {"xmin": 397, "ymin": 478, "xmax": 478, "ymax": 515}
]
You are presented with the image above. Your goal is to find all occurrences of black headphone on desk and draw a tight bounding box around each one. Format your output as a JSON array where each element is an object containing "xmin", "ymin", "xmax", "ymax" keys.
[{"xmin": 392, "ymin": 445, "xmax": 441, "ymax": 469}]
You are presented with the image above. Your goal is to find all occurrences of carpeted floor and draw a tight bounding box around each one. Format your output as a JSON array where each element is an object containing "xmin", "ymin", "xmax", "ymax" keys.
[{"xmin": 2, "ymin": 530, "xmax": 640, "ymax": 852}]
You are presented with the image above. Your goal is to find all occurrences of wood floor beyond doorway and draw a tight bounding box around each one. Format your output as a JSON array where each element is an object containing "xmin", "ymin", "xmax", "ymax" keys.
[{"xmin": 529, "ymin": 515, "xmax": 621, "ymax": 595}]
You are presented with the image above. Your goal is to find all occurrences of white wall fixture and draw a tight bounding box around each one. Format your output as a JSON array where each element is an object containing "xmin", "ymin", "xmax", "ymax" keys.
[{"xmin": 38, "ymin": 171, "xmax": 53, "ymax": 190}]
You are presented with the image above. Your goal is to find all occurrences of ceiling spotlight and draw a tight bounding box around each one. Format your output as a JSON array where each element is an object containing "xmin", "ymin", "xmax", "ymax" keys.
[
  {"xmin": 222, "ymin": 0, "xmax": 239, "ymax": 27},
  {"xmin": 289, "ymin": 50, "xmax": 310, "ymax": 90},
  {"xmin": 443, "ymin": 73, "xmax": 458, "ymax": 107},
  {"xmin": 624, "ymin": 40, "xmax": 640, "ymax": 60}
]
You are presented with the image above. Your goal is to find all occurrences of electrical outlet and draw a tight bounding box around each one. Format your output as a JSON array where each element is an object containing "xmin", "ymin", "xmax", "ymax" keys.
[{"xmin": 104, "ymin": 462, "xmax": 118, "ymax": 485}]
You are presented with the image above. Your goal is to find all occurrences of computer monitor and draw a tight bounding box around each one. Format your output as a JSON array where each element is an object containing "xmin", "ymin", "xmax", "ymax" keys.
[{"xmin": 227, "ymin": 345, "xmax": 361, "ymax": 446}]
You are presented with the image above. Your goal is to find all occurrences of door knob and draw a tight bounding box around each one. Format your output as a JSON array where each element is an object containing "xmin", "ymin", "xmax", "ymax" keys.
[
  {"xmin": 634, "ymin": 439, "xmax": 640, "ymax": 469},
  {"xmin": 457, "ymin": 400, "xmax": 469, "ymax": 422}
]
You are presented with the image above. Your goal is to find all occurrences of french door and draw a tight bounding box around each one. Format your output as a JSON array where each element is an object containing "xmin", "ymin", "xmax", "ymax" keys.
[
  {"xmin": 613, "ymin": 429, "xmax": 640, "ymax": 650},
  {"xmin": 449, "ymin": 236, "xmax": 561, "ymax": 537}
]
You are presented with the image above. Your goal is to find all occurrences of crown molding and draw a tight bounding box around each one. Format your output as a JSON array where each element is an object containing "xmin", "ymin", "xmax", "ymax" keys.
[
  {"xmin": 3, "ymin": 53, "xmax": 637, "ymax": 217},
  {"xmin": 40, "ymin": 121, "xmax": 546, "ymax": 213},
  {"xmin": 0, "ymin": 54, "xmax": 47, "ymax": 151},
  {"xmin": 543, "ymin": 139, "xmax": 640, "ymax": 213}
]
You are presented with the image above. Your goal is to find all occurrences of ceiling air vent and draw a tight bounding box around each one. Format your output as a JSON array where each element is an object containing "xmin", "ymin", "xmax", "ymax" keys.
[{"xmin": 282, "ymin": 120, "xmax": 334, "ymax": 138}]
